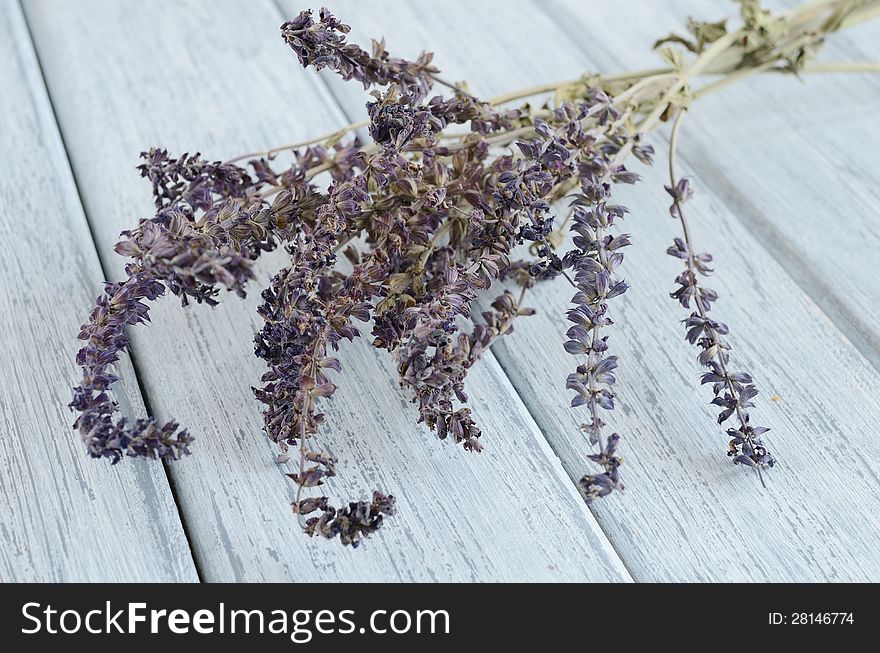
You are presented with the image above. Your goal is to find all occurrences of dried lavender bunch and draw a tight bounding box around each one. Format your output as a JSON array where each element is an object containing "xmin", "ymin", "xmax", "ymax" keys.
[{"xmin": 70, "ymin": 0, "xmax": 879, "ymax": 545}]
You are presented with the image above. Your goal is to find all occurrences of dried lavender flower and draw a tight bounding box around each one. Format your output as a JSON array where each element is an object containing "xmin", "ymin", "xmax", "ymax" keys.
[
  {"xmin": 666, "ymin": 109, "xmax": 774, "ymax": 479},
  {"xmin": 281, "ymin": 7, "xmax": 438, "ymax": 100},
  {"xmin": 138, "ymin": 148, "xmax": 253, "ymax": 211},
  {"xmin": 303, "ymin": 491, "xmax": 397, "ymax": 548},
  {"xmin": 71, "ymin": 268, "xmax": 193, "ymax": 463}
]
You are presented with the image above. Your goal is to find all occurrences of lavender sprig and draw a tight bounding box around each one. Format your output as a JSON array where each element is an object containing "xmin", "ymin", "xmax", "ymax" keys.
[
  {"xmin": 253, "ymin": 167, "xmax": 399, "ymax": 546},
  {"xmin": 562, "ymin": 140, "xmax": 645, "ymax": 499},
  {"xmin": 665, "ymin": 109, "xmax": 774, "ymax": 480},
  {"xmin": 71, "ymin": 267, "xmax": 193, "ymax": 462},
  {"xmin": 71, "ymin": 150, "xmax": 325, "ymax": 462},
  {"xmin": 512, "ymin": 97, "xmax": 645, "ymax": 500},
  {"xmin": 564, "ymin": 198, "xmax": 629, "ymax": 499}
]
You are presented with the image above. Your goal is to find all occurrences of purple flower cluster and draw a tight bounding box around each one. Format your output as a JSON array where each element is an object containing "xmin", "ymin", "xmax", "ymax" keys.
[
  {"xmin": 251, "ymin": 161, "xmax": 410, "ymax": 544},
  {"xmin": 301, "ymin": 491, "xmax": 397, "ymax": 548},
  {"xmin": 138, "ymin": 148, "xmax": 253, "ymax": 212},
  {"xmin": 394, "ymin": 265, "xmax": 484, "ymax": 450},
  {"xmin": 281, "ymin": 8, "xmax": 438, "ymax": 100},
  {"xmin": 367, "ymin": 87, "xmax": 439, "ymax": 151}
]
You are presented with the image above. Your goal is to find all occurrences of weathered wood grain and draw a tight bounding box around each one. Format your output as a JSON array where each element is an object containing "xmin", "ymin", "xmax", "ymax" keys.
[
  {"xmin": 295, "ymin": 0, "xmax": 880, "ymax": 580},
  {"xmin": 24, "ymin": 0, "xmax": 631, "ymax": 582},
  {"xmin": 0, "ymin": 0, "xmax": 197, "ymax": 582}
]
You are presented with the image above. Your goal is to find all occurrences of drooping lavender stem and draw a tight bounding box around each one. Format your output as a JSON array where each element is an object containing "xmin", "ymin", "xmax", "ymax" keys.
[
  {"xmin": 71, "ymin": 267, "xmax": 193, "ymax": 463},
  {"xmin": 666, "ymin": 108, "xmax": 774, "ymax": 481}
]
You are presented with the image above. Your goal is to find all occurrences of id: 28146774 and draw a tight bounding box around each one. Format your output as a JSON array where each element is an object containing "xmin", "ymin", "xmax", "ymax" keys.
[{"xmin": 769, "ymin": 613, "xmax": 854, "ymax": 625}]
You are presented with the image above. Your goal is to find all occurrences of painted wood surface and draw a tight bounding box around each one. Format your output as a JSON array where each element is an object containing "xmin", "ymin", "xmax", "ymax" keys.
[
  {"xmin": 0, "ymin": 0, "xmax": 197, "ymax": 582},
  {"xmin": 22, "ymin": 0, "xmax": 630, "ymax": 582},
  {"xmin": 283, "ymin": 0, "xmax": 880, "ymax": 580}
]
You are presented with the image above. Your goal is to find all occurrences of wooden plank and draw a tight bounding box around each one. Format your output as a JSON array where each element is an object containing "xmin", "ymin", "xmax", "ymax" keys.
[
  {"xmin": 293, "ymin": 0, "xmax": 880, "ymax": 580},
  {"xmin": 25, "ymin": 0, "xmax": 631, "ymax": 582},
  {"xmin": 0, "ymin": 0, "xmax": 197, "ymax": 582}
]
